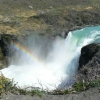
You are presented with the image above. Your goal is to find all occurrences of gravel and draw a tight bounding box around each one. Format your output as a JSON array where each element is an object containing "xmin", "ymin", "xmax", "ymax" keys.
[{"xmin": 1, "ymin": 87, "xmax": 100, "ymax": 100}]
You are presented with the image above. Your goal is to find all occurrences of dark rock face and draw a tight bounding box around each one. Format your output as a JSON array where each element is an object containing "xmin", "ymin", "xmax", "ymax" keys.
[
  {"xmin": 0, "ymin": 34, "xmax": 18, "ymax": 57},
  {"xmin": 79, "ymin": 43, "xmax": 100, "ymax": 69},
  {"xmin": 78, "ymin": 43, "xmax": 100, "ymax": 82},
  {"xmin": 0, "ymin": 34, "xmax": 18, "ymax": 67},
  {"xmin": 0, "ymin": 33, "xmax": 53, "ymax": 67}
]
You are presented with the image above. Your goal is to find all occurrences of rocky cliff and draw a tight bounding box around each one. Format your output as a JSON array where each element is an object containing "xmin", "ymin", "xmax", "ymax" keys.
[{"xmin": 78, "ymin": 43, "xmax": 100, "ymax": 82}]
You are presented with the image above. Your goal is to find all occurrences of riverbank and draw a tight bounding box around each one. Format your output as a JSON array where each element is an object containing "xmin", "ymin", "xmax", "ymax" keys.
[{"xmin": 1, "ymin": 87, "xmax": 100, "ymax": 100}]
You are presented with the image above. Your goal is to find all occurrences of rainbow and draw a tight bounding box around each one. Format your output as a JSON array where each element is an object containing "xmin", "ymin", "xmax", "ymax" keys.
[{"xmin": 11, "ymin": 41, "xmax": 46, "ymax": 67}]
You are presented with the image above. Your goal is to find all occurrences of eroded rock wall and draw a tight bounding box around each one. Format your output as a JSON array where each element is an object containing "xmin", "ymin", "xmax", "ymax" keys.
[{"xmin": 78, "ymin": 43, "xmax": 100, "ymax": 82}]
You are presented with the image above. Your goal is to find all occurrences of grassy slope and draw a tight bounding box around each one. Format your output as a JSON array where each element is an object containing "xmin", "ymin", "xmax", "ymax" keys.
[
  {"xmin": 0, "ymin": 0, "xmax": 99, "ymax": 15},
  {"xmin": 0, "ymin": 0, "xmax": 100, "ymax": 36}
]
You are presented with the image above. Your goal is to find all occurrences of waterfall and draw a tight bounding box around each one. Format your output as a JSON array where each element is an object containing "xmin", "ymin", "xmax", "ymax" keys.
[{"xmin": 1, "ymin": 25, "xmax": 100, "ymax": 90}]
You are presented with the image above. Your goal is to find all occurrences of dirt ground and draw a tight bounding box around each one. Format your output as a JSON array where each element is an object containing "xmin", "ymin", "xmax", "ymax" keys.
[{"xmin": 1, "ymin": 87, "xmax": 100, "ymax": 100}]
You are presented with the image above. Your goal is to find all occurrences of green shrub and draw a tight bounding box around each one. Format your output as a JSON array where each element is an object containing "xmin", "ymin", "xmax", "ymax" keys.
[
  {"xmin": 0, "ymin": 75, "xmax": 100, "ymax": 98},
  {"xmin": 0, "ymin": 76, "xmax": 45, "ymax": 98},
  {"xmin": 0, "ymin": 76, "xmax": 17, "ymax": 98},
  {"xmin": 73, "ymin": 82, "xmax": 87, "ymax": 92},
  {"xmin": 72, "ymin": 79, "xmax": 100, "ymax": 92}
]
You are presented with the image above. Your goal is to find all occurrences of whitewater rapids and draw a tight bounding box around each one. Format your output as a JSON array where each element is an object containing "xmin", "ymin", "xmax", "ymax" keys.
[{"xmin": 1, "ymin": 25, "xmax": 100, "ymax": 90}]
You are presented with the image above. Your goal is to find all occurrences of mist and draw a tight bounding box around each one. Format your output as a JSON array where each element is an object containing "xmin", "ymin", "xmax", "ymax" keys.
[{"xmin": 1, "ymin": 26, "xmax": 99, "ymax": 90}]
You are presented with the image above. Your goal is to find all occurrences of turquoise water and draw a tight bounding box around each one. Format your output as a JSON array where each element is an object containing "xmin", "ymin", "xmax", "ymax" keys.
[
  {"xmin": 1, "ymin": 25, "xmax": 100, "ymax": 90},
  {"xmin": 72, "ymin": 25, "xmax": 100, "ymax": 45},
  {"xmin": 66, "ymin": 25, "xmax": 100, "ymax": 75}
]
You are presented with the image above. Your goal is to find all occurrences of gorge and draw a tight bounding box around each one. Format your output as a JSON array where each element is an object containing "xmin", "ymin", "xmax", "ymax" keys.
[{"xmin": 0, "ymin": 25, "xmax": 100, "ymax": 91}]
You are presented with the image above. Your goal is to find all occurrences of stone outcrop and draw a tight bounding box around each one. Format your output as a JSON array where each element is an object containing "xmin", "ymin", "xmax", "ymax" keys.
[
  {"xmin": 79, "ymin": 43, "xmax": 100, "ymax": 69},
  {"xmin": 78, "ymin": 43, "xmax": 100, "ymax": 82},
  {"xmin": 0, "ymin": 34, "xmax": 18, "ymax": 57},
  {"xmin": 0, "ymin": 34, "xmax": 18, "ymax": 67}
]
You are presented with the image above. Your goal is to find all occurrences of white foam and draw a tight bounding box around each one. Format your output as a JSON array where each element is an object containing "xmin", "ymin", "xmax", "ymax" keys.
[{"xmin": 1, "ymin": 26, "xmax": 100, "ymax": 90}]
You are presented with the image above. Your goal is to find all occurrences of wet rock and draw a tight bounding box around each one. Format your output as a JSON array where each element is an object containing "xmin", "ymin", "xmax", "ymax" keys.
[
  {"xmin": 61, "ymin": 31, "xmax": 66, "ymax": 38},
  {"xmin": 79, "ymin": 43, "xmax": 99, "ymax": 69},
  {"xmin": 0, "ymin": 34, "xmax": 18, "ymax": 57},
  {"xmin": 78, "ymin": 43, "xmax": 100, "ymax": 82},
  {"xmin": 0, "ymin": 34, "xmax": 18, "ymax": 67}
]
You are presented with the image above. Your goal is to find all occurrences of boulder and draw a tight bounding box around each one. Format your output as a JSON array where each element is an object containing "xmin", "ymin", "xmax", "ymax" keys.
[
  {"xmin": 0, "ymin": 34, "xmax": 18, "ymax": 67},
  {"xmin": 79, "ymin": 43, "xmax": 100, "ymax": 69},
  {"xmin": 0, "ymin": 34, "xmax": 18, "ymax": 57},
  {"xmin": 78, "ymin": 43, "xmax": 100, "ymax": 82}
]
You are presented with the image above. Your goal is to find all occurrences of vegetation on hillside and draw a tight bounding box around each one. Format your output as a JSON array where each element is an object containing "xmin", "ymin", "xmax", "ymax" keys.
[
  {"xmin": 0, "ymin": 75, "xmax": 100, "ymax": 98},
  {"xmin": 0, "ymin": 75, "xmax": 45, "ymax": 98}
]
